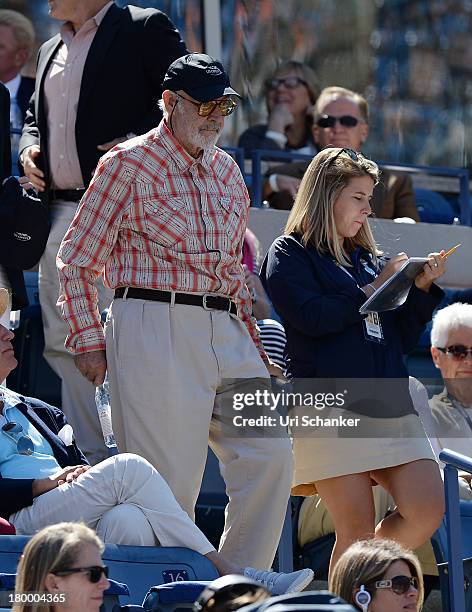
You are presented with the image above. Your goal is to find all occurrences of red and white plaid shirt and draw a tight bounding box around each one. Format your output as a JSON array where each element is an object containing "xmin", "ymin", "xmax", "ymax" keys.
[{"xmin": 57, "ymin": 121, "xmax": 267, "ymax": 361}]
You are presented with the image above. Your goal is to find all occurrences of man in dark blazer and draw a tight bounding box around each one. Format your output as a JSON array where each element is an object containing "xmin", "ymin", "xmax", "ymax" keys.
[
  {"xmin": 0, "ymin": 82, "xmax": 27, "ymax": 323},
  {"xmin": 19, "ymin": 1, "xmax": 187, "ymax": 464}
]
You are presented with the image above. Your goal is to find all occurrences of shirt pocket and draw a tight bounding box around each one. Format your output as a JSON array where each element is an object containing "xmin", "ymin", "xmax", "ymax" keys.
[
  {"xmin": 134, "ymin": 185, "xmax": 189, "ymax": 248},
  {"xmin": 220, "ymin": 196, "xmax": 246, "ymax": 247}
]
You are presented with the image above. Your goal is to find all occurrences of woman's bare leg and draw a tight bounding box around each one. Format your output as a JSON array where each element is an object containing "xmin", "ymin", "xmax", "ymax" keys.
[
  {"xmin": 371, "ymin": 459, "xmax": 444, "ymax": 549},
  {"xmin": 315, "ymin": 472, "xmax": 376, "ymax": 575}
]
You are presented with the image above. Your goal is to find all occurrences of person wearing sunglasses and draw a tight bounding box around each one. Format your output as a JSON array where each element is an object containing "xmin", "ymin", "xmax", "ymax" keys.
[
  {"xmin": 416, "ymin": 302, "xmax": 472, "ymax": 500},
  {"xmin": 330, "ymin": 538, "xmax": 423, "ymax": 611},
  {"xmin": 13, "ymin": 522, "xmax": 110, "ymax": 612},
  {"xmin": 55, "ymin": 51, "xmax": 295, "ymax": 573},
  {"xmin": 238, "ymin": 60, "xmax": 319, "ymax": 159},
  {"xmin": 262, "ymin": 148, "xmax": 445, "ymax": 575},
  {"xmin": 263, "ymin": 86, "xmax": 419, "ymax": 223}
]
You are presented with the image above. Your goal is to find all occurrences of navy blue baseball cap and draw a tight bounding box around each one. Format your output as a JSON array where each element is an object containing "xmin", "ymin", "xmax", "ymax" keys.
[{"xmin": 163, "ymin": 53, "xmax": 240, "ymax": 102}]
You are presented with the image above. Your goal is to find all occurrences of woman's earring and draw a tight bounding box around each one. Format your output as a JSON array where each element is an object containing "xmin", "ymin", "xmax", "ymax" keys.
[{"xmin": 355, "ymin": 585, "xmax": 371, "ymax": 611}]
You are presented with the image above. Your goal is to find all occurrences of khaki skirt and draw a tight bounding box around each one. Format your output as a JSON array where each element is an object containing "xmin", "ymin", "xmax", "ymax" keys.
[{"xmin": 290, "ymin": 410, "xmax": 435, "ymax": 496}]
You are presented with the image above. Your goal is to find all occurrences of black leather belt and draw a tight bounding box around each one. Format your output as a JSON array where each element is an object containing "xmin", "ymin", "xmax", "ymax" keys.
[
  {"xmin": 114, "ymin": 287, "xmax": 238, "ymax": 315},
  {"xmin": 50, "ymin": 189, "xmax": 86, "ymax": 202}
]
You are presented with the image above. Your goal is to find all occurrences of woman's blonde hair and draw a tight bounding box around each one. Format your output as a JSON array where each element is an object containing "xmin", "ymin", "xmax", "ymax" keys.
[
  {"xmin": 285, "ymin": 147, "xmax": 380, "ymax": 266},
  {"xmin": 329, "ymin": 538, "xmax": 424, "ymax": 611},
  {"xmin": 13, "ymin": 523, "xmax": 104, "ymax": 612}
]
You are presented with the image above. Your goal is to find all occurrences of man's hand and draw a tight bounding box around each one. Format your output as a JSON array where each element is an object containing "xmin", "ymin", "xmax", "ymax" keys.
[
  {"xmin": 74, "ymin": 349, "xmax": 107, "ymax": 386},
  {"xmin": 32, "ymin": 465, "xmax": 90, "ymax": 497},
  {"xmin": 97, "ymin": 136, "xmax": 129, "ymax": 152},
  {"xmin": 20, "ymin": 145, "xmax": 46, "ymax": 192},
  {"xmin": 267, "ymin": 360, "xmax": 286, "ymax": 380},
  {"xmin": 273, "ymin": 174, "xmax": 301, "ymax": 198}
]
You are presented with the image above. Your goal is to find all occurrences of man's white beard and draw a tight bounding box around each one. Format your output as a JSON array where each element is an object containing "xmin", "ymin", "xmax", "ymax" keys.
[{"xmin": 192, "ymin": 128, "xmax": 221, "ymax": 150}]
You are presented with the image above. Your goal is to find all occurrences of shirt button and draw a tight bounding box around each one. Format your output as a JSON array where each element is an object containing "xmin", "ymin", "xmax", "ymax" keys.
[
  {"xmin": 59, "ymin": 123, "xmax": 64, "ymax": 128},
  {"xmin": 62, "ymin": 93, "xmax": 66, "ymax": 97},
  {"xmin": 153, "ymin": 207, "xmax": 157, "ymax": 213},
  {"xmin": 59, "ymin": 154, "xmax": 64, "ymax": 159}
]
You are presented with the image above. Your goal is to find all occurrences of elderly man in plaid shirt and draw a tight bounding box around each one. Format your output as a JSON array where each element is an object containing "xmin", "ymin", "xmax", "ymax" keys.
[{"xmin": 56, "ymin": 54, "xmax": 293, "ymax": 570}]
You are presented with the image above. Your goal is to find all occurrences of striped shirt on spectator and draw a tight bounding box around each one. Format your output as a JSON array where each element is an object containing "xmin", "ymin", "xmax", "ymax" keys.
[{"xmin": 57, "ymin": 121, "xmax": 267, "ymax": 362}]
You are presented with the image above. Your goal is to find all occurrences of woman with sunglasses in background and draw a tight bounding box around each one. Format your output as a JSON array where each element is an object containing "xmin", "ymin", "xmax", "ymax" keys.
[
  {"xmin": 13, "ymin": 522, "xmax": 109, "ymax": 612},
  {"xmin": 330, "ymin": 538, "xmax": 423, "ymax": 611},
  {"xmin": 264, "ymin": 86, "xmax": 419, "ymax": 221},
  {"xmin": 262, "ymin": 147, "xmax": 445, "ymax": 575},
  {"xmin": 238, "ymin": 60, "xmax": 319, "ymax": 165}
]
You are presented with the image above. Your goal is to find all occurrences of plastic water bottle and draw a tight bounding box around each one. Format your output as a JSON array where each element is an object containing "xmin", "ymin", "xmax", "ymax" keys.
[{"xmin": 95, "ymin": 377, "xmax": 118, "ymax": 455}]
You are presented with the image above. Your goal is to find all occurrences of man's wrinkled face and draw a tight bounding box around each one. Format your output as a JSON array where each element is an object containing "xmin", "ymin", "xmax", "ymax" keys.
[
  {"xmin": 168, "ymin": 91, "xmax": 226, "ymax": 156},
  {"xmin": 432, "ymin": 325, "xmax": 472, "ymax": 380}
]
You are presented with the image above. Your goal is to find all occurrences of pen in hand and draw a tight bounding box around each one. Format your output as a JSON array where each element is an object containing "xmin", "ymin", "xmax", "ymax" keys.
[{"xmin": 442, "ymin": 243, "xmax": 461, "ymax": 260}]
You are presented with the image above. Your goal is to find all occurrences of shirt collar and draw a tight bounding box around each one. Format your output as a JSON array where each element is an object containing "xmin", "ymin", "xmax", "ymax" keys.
[
  {"xmin": 156, "ymin": 121, "xmax": 214, "ymax": 174},
  {"xmin": 4, "ymin": 73, "xmax": 21, "ymax": 99},
  {"xmin": 0, "ymin": 386, "xmax": 23, "ymax": 419},
  {"xmin": 61, "ymin": 1, "xmax": 113, "ymax": 43}
]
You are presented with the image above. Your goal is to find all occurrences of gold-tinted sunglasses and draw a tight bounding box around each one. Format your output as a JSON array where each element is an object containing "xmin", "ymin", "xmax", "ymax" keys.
[{"xmin": 177, "ymin": 93, "xmax": 237, "ymax": 116}]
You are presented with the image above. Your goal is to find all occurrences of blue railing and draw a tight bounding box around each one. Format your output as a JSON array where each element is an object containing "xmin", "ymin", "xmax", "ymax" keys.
[
  {"xmin": 249, "ymin": 149, "xmax": 471, "ymax": 226},
  {"xmin": 439, "ymin": 448, "xmax": 472, "ymax": 612}
]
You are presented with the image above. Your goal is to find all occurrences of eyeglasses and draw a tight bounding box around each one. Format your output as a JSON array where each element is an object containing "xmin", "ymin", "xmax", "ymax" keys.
[
  {"xmin": 373, "ymin": 575, "xmax": 418, "ymax": 595},
  {"xmin": 177, "ymin": 93, "xmax": 237, "ymax": 117},
  {"xmin": 54, "ymin": 565, "xmax": 109, "ymax": 583},
  {"xmin": 266, "ymin": 76, "xmax": 308, "ymax": 90},
  {"xmin": 1, "ymin": 421, "xmax": 34, "ymax": 455},
  {"xmin": 316, "ymin": 114, "xmax": 361, "ymax": 128},
  {"xmin": 437, "ymin": 345, "xmax": 472, "ymax": 361}
]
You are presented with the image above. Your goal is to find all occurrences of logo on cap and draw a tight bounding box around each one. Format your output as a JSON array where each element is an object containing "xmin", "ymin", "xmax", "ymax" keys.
[{"xmin": 206, "ymin": 65, "xmax": 223, "ymax": 76}]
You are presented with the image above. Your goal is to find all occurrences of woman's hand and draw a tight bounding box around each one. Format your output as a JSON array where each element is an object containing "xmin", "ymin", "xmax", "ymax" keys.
[
  {"xmin": 371, "ymin": 253, "xmax": 409, "ymax": 289},
  {"xmin": 415, "ymin": 251, "xmax": 446, "ymax": 292}
]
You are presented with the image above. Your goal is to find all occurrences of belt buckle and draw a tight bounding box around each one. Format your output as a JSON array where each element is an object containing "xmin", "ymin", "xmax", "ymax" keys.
[{"xmin": 202, "ymin": 294, "xmax": 212, "ymax": 311}]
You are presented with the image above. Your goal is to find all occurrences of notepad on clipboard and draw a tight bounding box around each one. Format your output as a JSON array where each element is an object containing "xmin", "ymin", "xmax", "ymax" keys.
[{"xmin": 359, "ymin": 257, "xmax": 429, "ymax": 314}]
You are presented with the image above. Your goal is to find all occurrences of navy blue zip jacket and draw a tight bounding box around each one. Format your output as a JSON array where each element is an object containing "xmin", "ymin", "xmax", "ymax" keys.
[
  {"xmin": 261, "ymin": 234, "xmax": 443, "ymax": 415},
  {"xmin": 0, "ymin": 391, "xmax": 88, "ymax": 521}
]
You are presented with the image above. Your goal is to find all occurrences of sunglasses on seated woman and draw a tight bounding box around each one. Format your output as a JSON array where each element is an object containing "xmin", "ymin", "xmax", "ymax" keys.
[
  {"xmin": 266, "ymin": 76, "xmax": 308, "ymax": 90},
  {"xmin": 54, "ymin": 565, "xmax": 109, "ymax": 583},
  {"xmin": 370, "ymin": 575, "xmax": 418, "ymax": 595},
  {"xmin": 177, "ymin": 93, "xmax": 237, "ymax": 116},
  {"xmin": 437, "ymin": 345, "xmax": 472, "ymax": 360},
  {"xmin": 316, "ymin": 114, "xmax": 360, "ymax": 128}
]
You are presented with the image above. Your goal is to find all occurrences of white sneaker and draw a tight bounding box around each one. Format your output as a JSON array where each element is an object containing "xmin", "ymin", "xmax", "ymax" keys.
[{"xmin": 243, "ymin": 567, "xmax": 314, "ymax": 595}]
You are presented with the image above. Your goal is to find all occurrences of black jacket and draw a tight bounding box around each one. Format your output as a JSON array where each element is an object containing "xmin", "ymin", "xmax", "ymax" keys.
[
  {"xmin": 0, "ymin": 83, "xmax": 27, "ymax": 310},
  {"xmin": 20, "ymin": 3, "xmax": 187, "ymax": 193},
  {"xmin": 16, "ymin": 76, "xmax": 35, "ymax": 122},
  {"xmin": 0, "ymin": 390, "xmax": 88, "ymax": 520}
]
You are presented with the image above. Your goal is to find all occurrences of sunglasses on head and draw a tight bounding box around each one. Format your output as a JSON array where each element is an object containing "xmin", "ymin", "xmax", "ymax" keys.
[
  {"xmin": 373, "ymin": 575, "xmax": 418, "ymax": 595},
  {"xmin": 177, "ymin": 93, "xmax": 237, "ymax": 117},
  {"xmin": 266, "ymin": 76, "xmax": 308, "ymax": 90},
  {"xmin": 437, "ymin": 345, "xmax": 472, "ymax": 360},
  {"xmin": 317, "ymin": 114, "xmax": 360, "ymax": 128},
  {"xmin": 327, "ymin": 147, "xmax": 361, "ymax": 168},
  {"xmin": 54, "ymin": 565, "xmax": 109, "ymax": 584},
  {"xmin": 1, "ymin": 421, "xmax": 34, "ymax": 456}
]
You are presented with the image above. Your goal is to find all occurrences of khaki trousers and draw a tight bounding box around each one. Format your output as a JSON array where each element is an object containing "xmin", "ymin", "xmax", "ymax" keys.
[
  {"xmin": 39, "ymin": 200, "xmax": 113, "ymax": 464},
  {"xmin": 11, "ymin": 453, "xmax": 214, "ymax": 555},
  {"xmin": 105, "ymin": 298, "xmax": 293, "ymax": 569}
]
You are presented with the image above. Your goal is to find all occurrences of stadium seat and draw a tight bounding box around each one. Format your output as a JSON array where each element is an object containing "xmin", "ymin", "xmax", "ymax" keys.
[
  {"xmin": 0, "ymin": 537, "xmax": 219, "ymax": 604},
  {"xmin": 142, "ymin": 580, "xmax": 209, "ymax": 611},
  {"xmin": 414, "ymin": 188, "xmax": 456, "ymax": 224},
  {"xmin": 238, "ymin": 591, "xmax": 354, "ymax": 611}
]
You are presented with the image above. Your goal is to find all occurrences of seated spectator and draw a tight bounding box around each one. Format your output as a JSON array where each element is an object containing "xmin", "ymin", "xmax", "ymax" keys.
[
  {"xmin": 13, "ymin": 522, "xmax": 109, "ymax": 612},
  {"xmin": 421, "ymin": 302, "xmax": 472, "ymax": 499},
  {"xmin": 0, "ymin": 294, "xmax": 313, "ymax": 595},
  {"xmin": 238, "ymin": 60, "xmax": 319, "ymax": 159},
  {"xmin": 329, "ymin": 538, "xmax": 423, "ymax": 611},
  {"xmin": 264, "ymin": 86, "xmax": 420, "ymax": 222}
]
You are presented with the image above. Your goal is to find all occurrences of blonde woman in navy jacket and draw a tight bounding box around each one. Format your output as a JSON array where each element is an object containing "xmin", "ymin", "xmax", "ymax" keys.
[{"xmin": 262, "ymin": 147, "xmax": 445, "ymax": 575}]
